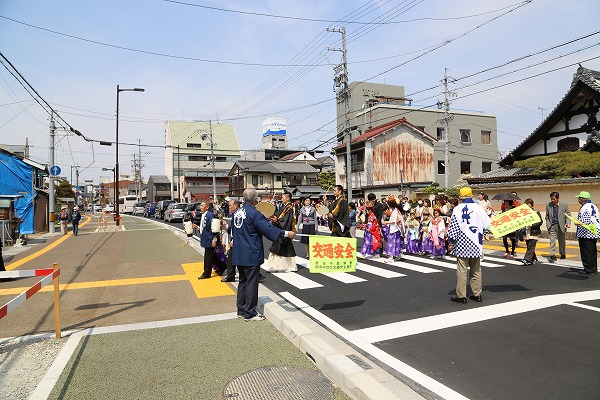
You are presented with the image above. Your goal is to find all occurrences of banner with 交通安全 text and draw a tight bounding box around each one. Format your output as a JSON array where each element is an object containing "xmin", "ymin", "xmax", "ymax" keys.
[
  {"xmin": 308, "ymin": 235, "xmax": 357, "ymax": 273},
  {"xmin": 488, "ymin": 204, "xmax": 541, "ymax": 238}
]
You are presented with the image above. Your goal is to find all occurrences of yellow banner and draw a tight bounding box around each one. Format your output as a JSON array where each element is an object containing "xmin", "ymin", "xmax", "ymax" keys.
[
  {"xmin": 489, "ymin": 204, "xmax": 541, "ymax": 237},
  {"xmin": 309, "ymin": 235, "xmax": 357, "ymax": 273},
  {"xmin": 565, "ymin": 213, "xmax": 598, "ymax": 236}
]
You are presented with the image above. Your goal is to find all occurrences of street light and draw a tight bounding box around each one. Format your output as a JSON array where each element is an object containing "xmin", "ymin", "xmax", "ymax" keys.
[
  {"xmin": 116, "ymin": 85, "xmax": 144, "ymax": 226},
  {"xmin": 102, "ymin": 167, "xmax": 116, "ymax": 206}
]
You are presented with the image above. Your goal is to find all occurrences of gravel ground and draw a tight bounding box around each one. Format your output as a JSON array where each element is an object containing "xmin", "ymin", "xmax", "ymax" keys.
[{"xmin": 0, "ymin": 335, "xmax": 67, "ymax": 399}]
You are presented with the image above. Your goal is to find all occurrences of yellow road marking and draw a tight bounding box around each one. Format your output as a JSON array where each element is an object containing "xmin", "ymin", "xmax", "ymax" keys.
[
  {"xmin": 0, "ymin": 274, "xmax": 189, "ymax": 296},
  {"xmin": 6, "ymin": 216, "xmax": 93, "ymax": 271},
  {"xmin": 182, "ymin": 262, "xmax": 235, "ymax": 298}
]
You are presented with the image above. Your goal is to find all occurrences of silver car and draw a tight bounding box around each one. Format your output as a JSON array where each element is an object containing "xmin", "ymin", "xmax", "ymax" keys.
[
  {"xmin": 133, "ymin": 202, "xmax": 146, "ymax": 216},
  {"xmin": 164, "ymin": 203, "xmax": 187, "ymax": 222}
]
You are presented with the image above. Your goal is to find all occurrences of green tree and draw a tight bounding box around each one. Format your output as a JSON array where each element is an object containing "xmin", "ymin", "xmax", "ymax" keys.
[
  {"xmin": 55, "ymin": 180, "xmax": 76, "ymax": 209},
  {"xmin": 317, "ymin": 169, "xmax": 336, "ymax": 191},
  {"xmin": 514, "ymin": 151, "xmax": 600, "ymax": 178}
]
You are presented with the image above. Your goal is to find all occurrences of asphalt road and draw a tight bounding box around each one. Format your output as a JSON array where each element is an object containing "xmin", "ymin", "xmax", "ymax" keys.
[{"xmin": 122, "ymin": 214, "xmax": 600, "ymax": 399}]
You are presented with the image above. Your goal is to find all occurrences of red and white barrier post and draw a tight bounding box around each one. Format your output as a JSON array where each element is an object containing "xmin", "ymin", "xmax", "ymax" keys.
[{"xmin": 0, "ymin": 264, "xmax": 61, "ymax": 338}]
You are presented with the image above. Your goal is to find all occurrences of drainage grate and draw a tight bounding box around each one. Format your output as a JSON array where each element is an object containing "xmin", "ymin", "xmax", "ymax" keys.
[{"xmin": 222, "ymin": 366, "xmax": 333, "ymax": 399}]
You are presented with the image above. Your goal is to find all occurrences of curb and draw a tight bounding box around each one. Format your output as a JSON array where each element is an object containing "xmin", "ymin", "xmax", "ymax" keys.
[{"xmin": 257, "ymin": 294, "xmax": 424, "ymax": 400}]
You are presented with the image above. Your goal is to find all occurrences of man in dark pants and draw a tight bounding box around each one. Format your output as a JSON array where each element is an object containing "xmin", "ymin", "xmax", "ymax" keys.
[
  {"xmin": 231, "ymin": 188, "xmax": 295, "ymax": 321},
  {"xmin": 221, "ymin": 198, "xmax": 240, "ymax": 283},
  {"xmin": 195, "ymin": 201, "xmax": 227, "ymax": 279},
  {"xmin": 324, "ymin": 185, "xmax": 351, "ymax": 237},
  {"xmin": 575, "ymin": 191, "xmax": 599, "ymax": 275}
]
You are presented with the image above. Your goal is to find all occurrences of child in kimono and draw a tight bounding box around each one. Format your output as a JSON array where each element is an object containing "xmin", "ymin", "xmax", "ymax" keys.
[
  {"xmin": 361, "ymin": 201, "xmax": 382, "ymax": 258},
  {"xmin": 429, "ymin": 208, "xmax": 446, "ymax": 259},
  {"xmin": 382, "ymin": 197, "xmax": 405, "ymax": 261},
  {"xmin": 419, "ymin": 212, "xmax": 432, "ymax": 255},
  {"xmin": 404, "ymin": 211, "xmax": 420, "ymax": 255}
]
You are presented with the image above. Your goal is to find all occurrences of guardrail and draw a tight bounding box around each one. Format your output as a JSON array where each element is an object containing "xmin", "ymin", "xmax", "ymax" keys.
[{"xmin": 0, "ymin": 263, "xmax": 61, "ymax": 338}]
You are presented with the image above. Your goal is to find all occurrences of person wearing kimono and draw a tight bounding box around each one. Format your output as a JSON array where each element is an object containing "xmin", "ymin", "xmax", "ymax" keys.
[
  {"xmin": 361, "ymin": 201, "xmax": 382, "ymax": 258},
  {"xmin": 267, "ymin": 192, "xmax": 297, "ymax": 272},
  {"xmin": 419, "ymin": 212, "xmax": 432, "ymax": 255},
  {"xmin": 404, "ymin": 211, "xmax": 420, "ymax": 254},
  {"xmin": 382, "ymin": 197, "xmax": 404, "ymax": 261},
  {"xmin": 297, "ymin": 197, "xmax": 317, "ymax": 258},
  {"xmin": 429, "ymin": 208, "xmax": 446, "ymax": 259}
]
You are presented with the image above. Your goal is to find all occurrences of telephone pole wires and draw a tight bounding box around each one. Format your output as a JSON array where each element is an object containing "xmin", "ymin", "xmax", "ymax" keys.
[
  {"xmin": 439, "ymin": 68, "xmax": 456, "ymax": 190},
  {"xmin": 328, "ymin": 27, "xmax": 352, "ymax": 199}
]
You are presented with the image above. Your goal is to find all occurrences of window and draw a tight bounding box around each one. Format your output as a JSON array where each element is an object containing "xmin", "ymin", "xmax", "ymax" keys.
[
  {"xmin": 557, "ymin": 137, "xmax": 579, "ymax": 152},
  {"xmin": 251, "ymin": 175, "xmax": 258, "ymax": 185},
  {"xmin": 460, "ymin": 129, "xmax": 471, "ymax": 144},
  {"xmin": 460, "ymin": 161, "xmax": 471, "ymax": 174},
  {"xmin": 259, "ymin": 175, "xmax": 264, "ymax": 185},
  {"xmin": 437, "ymin": 127, "xmax": 445, "ymax": 141},
  {"xmin": 351, "ymin": 151, "xmax": 365, "ymax": 172},
  {"xmin": 187, "ymin": 143, "xmax": 202, "ymax": 148},
  {"xmin": 481, "ymin": 130, "xmax": 491, "ymax": 145},
  {"xmin": 276, "ymin": 175, "xmax": 282, "ymax": 182},
  {"xmin": 189, "ymin": 155, "xmax": 209, "ymax": 162},
  {"xmin": 482, "ymin": 162, "xmax": 492, "ymax": 173},
  {"xmin": 215, "ymin": 156, "xmax": 227, "ymax": 162},
  {"xmin": 437, "ymin": 161, "xmax": 445, "ymax": 175}
]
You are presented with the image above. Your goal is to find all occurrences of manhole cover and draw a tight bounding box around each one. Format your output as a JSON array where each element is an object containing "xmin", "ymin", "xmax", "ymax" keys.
[{"xmin": 222, "ymin": 366, "xmax": 333, "ymax": 399}]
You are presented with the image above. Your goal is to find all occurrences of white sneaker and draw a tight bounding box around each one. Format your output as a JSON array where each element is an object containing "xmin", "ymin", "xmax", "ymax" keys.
[{"xmin": 244, "ymin": 314, "xmax": 266, "ymax": 322}]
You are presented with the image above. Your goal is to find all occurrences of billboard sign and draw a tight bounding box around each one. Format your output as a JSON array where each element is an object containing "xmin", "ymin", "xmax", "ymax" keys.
[{"xmin": 262, "ymin": 117, "xmax": 286, "ymax": 137}]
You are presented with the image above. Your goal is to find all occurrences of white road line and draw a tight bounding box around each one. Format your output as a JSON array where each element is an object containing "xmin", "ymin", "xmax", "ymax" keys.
[
  {"xmin": 384, "ymin": 259, "xmax": 443, "ymax": 274},
  {"xmin": 356, "ymin": 262, "xmax": 406, "ymax": 278},
  {"xmin": 352, "ymin": 290, "xmax": 600, "ymax": 343},
  {"xmin": 260, "ymin": 260, "xmax": 323, "ymax": 289},
  {"xmin": 401, "ymin": 254, "xmax": 457, "ymax": 269},
  {"xmin": 567, "ymin": 302, "xmax": 600, "ymax": 313},
  {"xmin": 294, "ymin": 256, "xmax": 366, "ymax": 283},
  {"xmin": 279, "ymin": 291, "xmax": 469, "ymax": 400}
]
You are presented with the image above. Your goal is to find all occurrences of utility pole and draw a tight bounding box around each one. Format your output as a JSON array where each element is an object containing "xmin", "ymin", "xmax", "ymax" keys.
[
  {"xmin": 440, "ymin": 68, "xmax": 455, "ymax": 190},
  {"xmin": 328, "ymin": 26, "xmax": 352, "ymax": 200},
  {"xmin": 133, "ymin": 139, "xmax": 144, "ymax": 201},
  {"xmin": 49, "ymin": 113, "xmax": 56, "ymax": 234}
]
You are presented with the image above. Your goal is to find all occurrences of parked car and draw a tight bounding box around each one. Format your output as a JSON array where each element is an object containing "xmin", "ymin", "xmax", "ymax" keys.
[
  {"xmin": 103, "ymin": 205, "xmax": 115, "ymax": 213},
  {"xmin": 164, "ymin": 202, "xmax": 187, "ymax": 222},
  {"xmin": 155, "ymin": 200, "xmax": 175, "ymax": 219},
  {"xmin": 184, "ymin": 202, "xmax": 201, "ymax": 223},
  {"xmin": 143, "ymin": 202, "xmax": 156, "ymax": 218},
  {"xmin": 93, "ymin": 205, "xmax": 103, "ymax": 213},
  {"xmin": 133, "ymin": 202, "xmax": 146, "ymax": 216}
]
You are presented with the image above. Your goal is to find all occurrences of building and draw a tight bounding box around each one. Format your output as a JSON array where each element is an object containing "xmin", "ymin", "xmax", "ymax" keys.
[
  {"xmin": 336, "ymin": 81, "xmax": 499, "ymax": 190},
  {"xmin": 334, "ymin": 117, "xmax": 437, "ymax": 199},
  {"xmin": 261, "ymin": 117, "xmax": 288, "ymax": 149},
  {"xmin": 229, "ymin": 160, "xmax": 319, "ymax": 199},
  {"xmin": 164, "ymin": 120, "xmax": 241, "ymax": 201},
  {"xmin": 147, "ymin": 175, "xmax": 171, "ymax": 203}
]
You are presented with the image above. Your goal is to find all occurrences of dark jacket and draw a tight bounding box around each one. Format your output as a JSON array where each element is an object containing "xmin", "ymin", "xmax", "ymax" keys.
[
  {"xmin": 71, "ymin": 211, "xmax": 81, "ymax": 224},
  {"xmin": 231, "ymin": 204, "xmax": 283, "ymax": 266},
  {"xmin": 530, "ymin": 211, "xmax": 543, "ymax": 236},
  {"xmin": 199, "ymin": 211, "xmax": 219, "ymax": 248},
  {"xmin": 328, "ymin": 196, "xmax": 350, "ymax": 230}
]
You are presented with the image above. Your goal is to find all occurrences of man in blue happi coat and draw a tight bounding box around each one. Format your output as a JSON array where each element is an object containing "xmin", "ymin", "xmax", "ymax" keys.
[{"xmin": 231, "ymin": 188, "xmax": 296, "ymax": 321}]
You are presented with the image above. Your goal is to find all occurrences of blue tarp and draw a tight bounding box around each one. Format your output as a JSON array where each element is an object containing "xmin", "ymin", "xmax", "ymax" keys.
[{"xmin": 0, "ymin": 152, "xmax": 35, "ymax": 234}]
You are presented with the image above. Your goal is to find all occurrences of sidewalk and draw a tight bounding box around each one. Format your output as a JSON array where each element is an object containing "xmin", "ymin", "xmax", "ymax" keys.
[{"xmin": 0, "ymin": 215, "xmax": 422, "ymax": 400}]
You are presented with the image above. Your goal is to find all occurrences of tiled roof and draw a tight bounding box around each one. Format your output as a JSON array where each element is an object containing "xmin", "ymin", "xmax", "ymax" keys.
[
  {"xmin": 234, "ymin": 160, "xmax": 318, "ymax": 174},
  {"xmin": 334, "ymin": 117, "xmax": 436, "ymax": 149}
]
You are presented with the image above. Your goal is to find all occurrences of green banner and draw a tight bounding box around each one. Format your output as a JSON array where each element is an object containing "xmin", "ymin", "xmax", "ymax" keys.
[
  {"xmin": 489, "ymin": 204, "xmax": 541, "ymax": 237},
  {"xmin": 309, "ymin": 235, "xmax": 357, "ymax": 273}
]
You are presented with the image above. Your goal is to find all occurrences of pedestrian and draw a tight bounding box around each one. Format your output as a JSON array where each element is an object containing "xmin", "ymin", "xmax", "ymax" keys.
[
  {"xmin": 231, "ymin": 188, "xmax": 295, "ymax": 321},
  {"xmin": 382, "ymin": 196, "xmax": 404, "ymax": 261},
  {"xmin": 59, "ymin": 205, "xmax": 70, "ymax": 235},
  {"xmin": 221, "ymin": 198, "xmax": 240, "ymax": 283},
  {"xmin": 502, "ymin": 200, "xmax": 518, "ymax": 259},
  {"xmin": 404, "ymin": 211, "xmax": 420, "ymax": 255},
  {"xmin": 71, "ymin": 206, "xmax": 82, "ymax": 236},
  {"xmin": 429, "ymin": 208, "xmax": 446, "ymax": 259},
  {"xmin": 267, "ymin": 191, "xmax": 297, "ymax": 272},
  {"xmin": 521, "ymin": 198, "xmax": 542, "ymax": 265},
  {"xmin": 419, "ymin": 211, "xmax": 432, "ymax": 255},
  {"xmin": 348, "ymin": 202, "xmax": 357, "ymax": 238},
  {"xmin": 478, "ymin": 192, "xmax": 494, "ymax": 240},
  {"xmin": 323, "ymin": 185, "xmax": 351, "ymax": 237},
  {"xmin": 574, "ymin": 191, "xmax": 599, "ymax": 275},
  {"xmin": 448, "ymin": 187, "xmax": 491, "ymax": 303},
  {"xmin": 195, "ymin": 201, "xmax": 227, "ymax": 279},
  {"xmin": 545, "ymin": 191, "xmax": 571, "ymax": 261},
  {"xmin": 297, "ymin": 196, "xmax": 318, "ymax": 257},
  {"xmin": 360, "ymin": 201, "xmax": 382, "ymax": 259}
]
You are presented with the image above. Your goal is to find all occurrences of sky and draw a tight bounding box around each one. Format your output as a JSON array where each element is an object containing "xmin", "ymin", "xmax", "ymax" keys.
[{"xmin": 1, "ymin": 0, "xmax": 599, "ymax": 185}]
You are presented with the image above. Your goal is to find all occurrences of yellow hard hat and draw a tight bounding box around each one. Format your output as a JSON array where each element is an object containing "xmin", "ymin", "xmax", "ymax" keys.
[{"xmin": 459, "ymin": 187, "xmax": 473, "ymax": 198}]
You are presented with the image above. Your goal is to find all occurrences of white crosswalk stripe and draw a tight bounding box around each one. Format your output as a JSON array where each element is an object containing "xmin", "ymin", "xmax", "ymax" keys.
[
  {"xmin": 356, "ymin": 262, "xmax": 406, "ymax": 278},
  {"xmin": 260, "ymin": 260, "xmax": 323, "ymax": 289}
]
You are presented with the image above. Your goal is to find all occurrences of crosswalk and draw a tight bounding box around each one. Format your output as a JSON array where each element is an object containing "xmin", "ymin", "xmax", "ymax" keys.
[{"xmin": 260, "ymin": 252, "xmax": 526, "ymax": 290}]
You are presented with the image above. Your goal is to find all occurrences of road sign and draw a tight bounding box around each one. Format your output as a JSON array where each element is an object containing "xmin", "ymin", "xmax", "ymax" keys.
[
  {"xmin": 50, "ymin": 165, "xmax": 61, "ymax": 176},
  {"xmin": 76, "ymin": 191, "xmax": 81, "ymax": 196}
]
